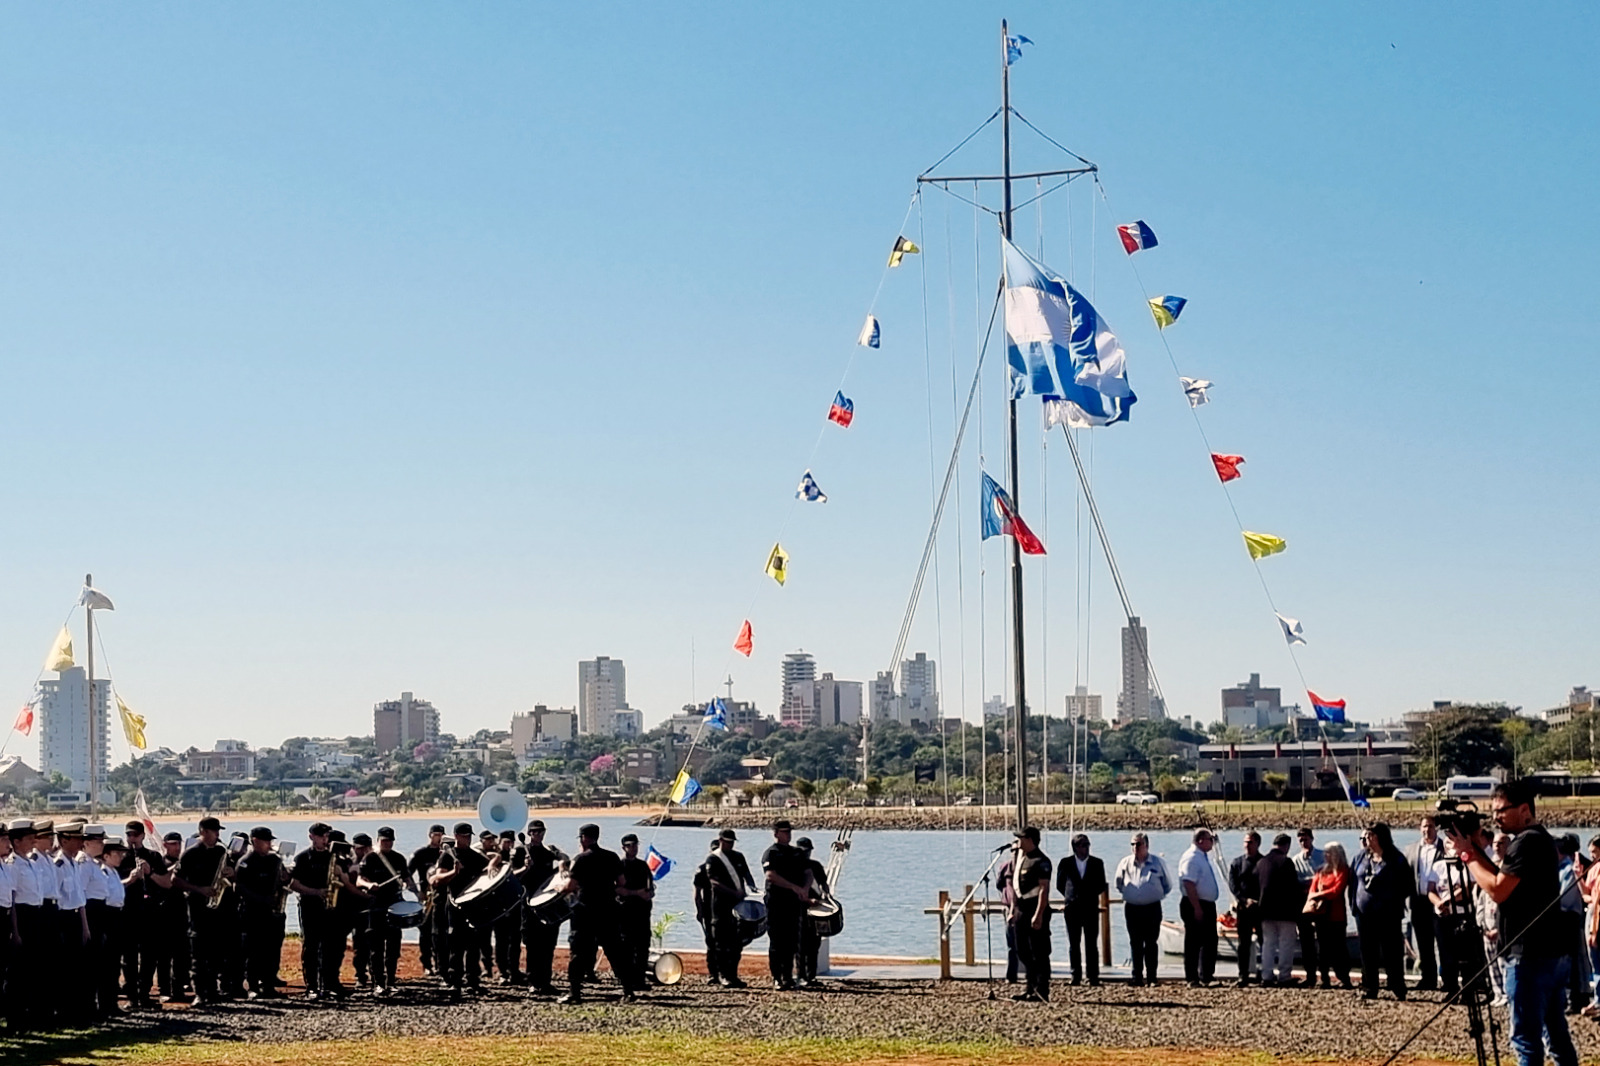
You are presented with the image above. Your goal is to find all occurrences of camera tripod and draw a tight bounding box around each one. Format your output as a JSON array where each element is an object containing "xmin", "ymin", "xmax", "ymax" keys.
[{"xmin": 1440, "ymin": 854, "xmax": 1502, "ymax": 1066}]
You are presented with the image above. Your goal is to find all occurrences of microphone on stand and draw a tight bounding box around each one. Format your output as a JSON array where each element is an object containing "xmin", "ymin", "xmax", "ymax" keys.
[{"xmin": 991, "ymin": 841, "xmax": 1019, "ymax": 853}]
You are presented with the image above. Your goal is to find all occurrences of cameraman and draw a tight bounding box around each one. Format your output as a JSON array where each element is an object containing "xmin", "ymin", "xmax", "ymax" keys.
[{"xmin": 1446, "ymin": 779, "xmax": 1578, "ymax": 1066}]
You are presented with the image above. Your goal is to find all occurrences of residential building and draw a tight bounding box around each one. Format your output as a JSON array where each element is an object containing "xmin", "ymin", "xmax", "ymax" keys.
[
  {"xmin": 374, "ymin": 691, "xmax": 440, "ymax": 754},
  {"xmin": 815, "ymin": 674, "xmax": 863, "ymax": 726},
  {"xmin": 39, "ymin": 665, "xmax": 110, "ymax": 794},
  {"xmin": 1116, "ymin": 617, "xmax": 1160, "ymax": 722},
  {"xmin": 1064, "ymin": 686, "xmax": 1103, "ymax": 723},
  {"xmin": 618, "ymin": 747, "xmax": 662, "ymax": 784},
  {"xmin": 578, "ymin": 656, "xmax": 627, "ymax": 736},
  {"xmin": 780, "ymin": 652, "xmax": 818, "ymax": 728},
  {"xmin": 183, "ymin": 740, "xmax": 257, "ymax": 781},
  {"xmin": 1546, "ymin": 687, "xmax": 1597, "ymax": 727},
  {"xmin": 668, "ymin": 699, "xmax": 764, "ymax": 736},
  {"xmin": 612, "ymin": 708, "xmax": 644, "ymax": 740},
  {"xmin": 1222, "ymin": 673, "xmax": 1287, "ymax": 731},
  {"xmin": 0, "ymin": 755, "xmax": 46, "ymax": 795},
  {"xmin": 871, "ymin": 672, "xmax": 904, "ymax": 722},
  {"xmin": 1196, "ymin": 737, "xmax": 1413, "ymax": 798},
  {"xmin": 983, "ymin": 695, "xmax": 1009, "ymax": 721},
  {"xmin": 901, "ymin": 653, "xmax": 938, "ymax": 723}
]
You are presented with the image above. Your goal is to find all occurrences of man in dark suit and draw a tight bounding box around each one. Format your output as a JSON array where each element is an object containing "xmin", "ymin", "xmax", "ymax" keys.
[{"xmin": 1055, "ymin": 833, "xmax": 1108, "ymax": 986}]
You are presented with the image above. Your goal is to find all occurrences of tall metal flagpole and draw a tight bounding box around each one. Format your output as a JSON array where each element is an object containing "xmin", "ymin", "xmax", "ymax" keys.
[
  {"xmin": 1001, "ymin": 20, "xmax": 1029, "ymax": 834},
  {"xmin": 86, "ymin": 572, "xmax": 97, "ymax": 818}
]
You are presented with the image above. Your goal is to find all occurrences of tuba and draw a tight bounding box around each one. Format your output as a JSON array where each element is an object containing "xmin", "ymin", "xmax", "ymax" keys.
[
  {"xmin": 207, "ymin": 833, "xmax": 251, "ymax": 910},
  {"xmin": 477, "ymin": 783, "xmax": 528, "ymax": 836}
]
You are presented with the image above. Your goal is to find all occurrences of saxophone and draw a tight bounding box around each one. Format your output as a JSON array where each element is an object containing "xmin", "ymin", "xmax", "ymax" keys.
[
  {"xmin": 326, "ymin": 844, "xmax": 346, "ymax": 909},
  {"xmin": 206, "ymin": 833, "xmax": 249, "ymax": 910}
]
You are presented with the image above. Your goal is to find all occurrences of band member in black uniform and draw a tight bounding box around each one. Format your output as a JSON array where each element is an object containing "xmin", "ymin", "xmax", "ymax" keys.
[
  {"xmin": 490, "ymin": 830, "xmax": 524, "ymax": 984},
  {"xmin": 154, "ymin": 832, "xmax": 191, "ymax": 1001},
  {"xmin": 476, "ymin": 831, "xmax": 500, "ymax": 982},
  {"xmin": 170, "ymin": 817, "xmax": 233, "ymax": 1006},
  {"xmin": 116, "ymin": 820, "xmax": 172, "ymax": 1008},
  {"xmin": 429, "ymin": 822, "xmax": 488, "ymax": 997},
  {"xmin": 1008, "ymin": 826, "xmax": 1053, "ymax": 1003},
  {"xmin": 287, "ymin": 822, "xmax": 341, "ymax": 1001},
  {"xmin": 692, "ymin": 839, "xmax": 721, "ymax": 985},
  {"xmin": 408, "ymin": 825, "xmax": 445, "ymax": 976},
  {"xmin": 558, "ymin": 823, "xmax": 627, "ymax": 1004},
  {"xmin": 795, "ymin": 837, "xmax": 830, "ymax": 988},
  {"xmin": 514, "ymin": 818, "xmax": 567, "ymax": 996},
  {"xmin": 701, "ymin": 828, "xmax": 756, "ymax": 988},
  {"xmin": 234, "ymin": 827, "xmax": 288, "ymax": 999},
  {"xmin": 617, "ymin": 833, "xmax": 655, "ymax": 994},
  {"xmin": 762, "ymin": 819, "xmax": 811, "ymax": 991},
  {"xmin": 344, "ymin": 833, "xmax": 375, "ymax": 989},
  {"xmin": 356, "ymin": 826, "xmax": 416, "ymax": 996}
]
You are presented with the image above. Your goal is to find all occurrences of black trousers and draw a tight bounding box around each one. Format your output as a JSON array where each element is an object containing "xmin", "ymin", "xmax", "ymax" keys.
[
  {"xmin": 1064, "ymin": 905, "xmax": 1099, "ymax": 982},
  {"xmin": 522, "ymin": 910, "xmax": 561, "ymax": 989},
  {"xmin": 1004, "ymin": 919, "xmax": 1018, "ymax": 981},
  {"xmin": 119, "ymin": 900, "xmax": 161, "ymax": 1002},
  {"xmin": 443, "ymin": 901, "xmax": 482, "ymax": 989},
  {"xmin": 1180, "ymin": 897, "xmax": 1217, "ymax": 983},
  {"xmin": 349, "ymin": 905, "xmax": 371, "ymax": 982},
  {"xmin": 1296, "ymin": 908, "xmax": 1320, "ymax": 982},
  {"xmin": 1235, "ymin": 906, "xmax": 1261, "ymax": 980},
  {"xmin": 242, "ymin": 906, "xmax": 285, "ymax": 993},
  {"xmin": 477, "ymin": 914, "xmax": 494, "ymax": 977},
  {"xmin": 86, "ymin": 899, "xmax": 122, "ymax": 1018},
  {"xmin": 1314, "ymin": 913, "xmax": 1351, "ymax": 983},
  {"xmin": 1358, "ymin": 909, "xmax": 1407, "ymax": 996},
  {"xmin": 1409, "ymin": 892, "xmax": 1438, "ymax": 985},
  {"xmin": 698, "ymin": 915, "xmax": 721, "ymax": 981},
  {"xmin": 8, "ymin": 905, "xmax": 48, "ymax": 1030},
  {"xmin": 1012, "ymin": 916, "xmax": 1052, "ymax": 999},
  {"xmin": 619, "ymin": 903, "xmax": 651, "ymax": 991},
  {"xmin": 799, "ymin": 911, "xmax": 822, "ymax": 983},
  {"xmin": 156, "ymin": 901, "xmax": 191, "ymax": 997},
  {"xmin": 297, "ymin": 900, "xmax": 342, "ymax": 992},
  {"xmin": 366, "ymin": 908, "xmax": 402, "ymax": 988},
  {"xmin": 493, "ymin": 905, "xmax": 523, "ymax": 980},
  {"xmin": 188, "ymin": 902, "xmax": 241, "ymax": 999},
  {"xmin": 418, "ymin": 895, "xmax": 438, "ymax": 972},
  {"xmin": 57, "ymin": 907, "xmax": 89, "ymax": 1020},
  {"xmin": 1125, "ymin": 901, "xmax": 1162, "ymax": 982},
  {"xmin": 567, "ymin": 908, "xmax": 623, "ymax": 995},
  {"xmin": 767, "ymin": 899, "xmax": 803, "ymax": 985},
  {"xmin": 709, "ymin": 901, "xmax": 744, "ymax": 982}
]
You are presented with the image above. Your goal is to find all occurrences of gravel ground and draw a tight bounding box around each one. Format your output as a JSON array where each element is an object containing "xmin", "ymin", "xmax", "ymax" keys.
[{"xmin": 102, "ymin": 977, "xmax": 1550, "ymax": 1059}]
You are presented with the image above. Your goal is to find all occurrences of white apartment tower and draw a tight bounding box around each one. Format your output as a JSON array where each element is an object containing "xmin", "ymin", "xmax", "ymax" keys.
[
  {"xmin": 780, "ymin": 651, "xmax": 818, "ymax": 729},
  {"xmin": 815, "ymin": 673, "xmax": 863, "ymax": 727},
  {"xmin": 578, "ymin": 656, "xmax": 627, "ymax": 736},
  {"xmin": 1117, "ymin": 617, "xmax": 1160, "ymax": 722},
  {"xmin": 870, "ymin": 672, "xmax": 903, "ymax": 723},
  {"xmin": 39, "ymin": 666, "xmax": 110, "ymax": 793},
  {"xmin": 901, "ymin": 652, "xmax": 938, "ymax": 723},
  {"xmin": 1065, "ymin": 685, "xmax": 1104, "ymax": 723}
]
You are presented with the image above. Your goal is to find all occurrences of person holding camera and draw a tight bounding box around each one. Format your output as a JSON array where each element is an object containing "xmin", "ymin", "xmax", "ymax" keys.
[{"xmin": 1446, "ymin": 779, "xmax": 1578, "ymax": 1066}]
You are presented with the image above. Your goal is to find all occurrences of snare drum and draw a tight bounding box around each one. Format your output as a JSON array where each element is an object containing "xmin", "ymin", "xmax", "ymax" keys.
[
  {"xmin": 733, "ymin": 899, "xmax": 768, "ymax": 946},
  {"xmin": 807, "ymin": 898, "xmax": 844, "ymax": 938},
  {"xmin": 388, "ymin": 900, "xmax": 426, "ymax": 929}
]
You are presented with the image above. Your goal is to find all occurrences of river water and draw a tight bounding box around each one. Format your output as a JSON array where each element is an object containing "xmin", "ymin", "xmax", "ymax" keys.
[{"xmin": 193, "ymin": 815, "xmax": 1542, "ymax": 963}]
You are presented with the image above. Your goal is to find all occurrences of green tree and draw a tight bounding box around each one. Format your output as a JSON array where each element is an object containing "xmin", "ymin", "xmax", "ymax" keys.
[
  {"xmin": 1154, "ymin": 773, "xmax": 1184, "ymax": 801},
  {"xmin": 790, "ymin": 777, "xmax": 815, "ymax": 806},
  {"xmin": 863, "ymin": 776, "xmax": 883, "ymax": 803},
  {"xmin": 1087, "ymin": 762, "xmax": 1115, "ymax": 791},
  {"xmin": 1263, "ymin": 771, "xmax": 1289, "ymax": 799},
  {"xmin": 1420, "ymin": 706, "xmax": 1513, "ymax": 777},
  {"xmin": 703, "ymin": 784, "xmax": 727, "ymax": 809}
]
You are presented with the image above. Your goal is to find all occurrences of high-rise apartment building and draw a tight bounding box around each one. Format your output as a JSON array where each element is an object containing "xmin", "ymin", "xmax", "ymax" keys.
[
  {"xmin": 780, "ymin": 651, "xmax": 818, "ymax": 728},
  {"xmin": 578, "ymin": 656, "xmax": 627, "ymax": 736},
  {"xmin": 815, "ymin": 673, "xmax": 863, "ymax": 726},
  {"xmin": 1222, "ymin": 673, "xmax": 1285, "ymax": 731},
  {"xmin": 1117, "ymin": 617, "xmax": 1159, "ymax": 722},
  {"xmin": 39, "ymin": 666, "xmax": 110, "ymax": 794},
  {"xmin": 901, "ymin": 652, "xmax": 938, "ymax": 723},
  {"xmin": 871, "ymin": 672, "xmax": 903, "ymax": 722},
  {"xmin": 374, "ymin": 691, "xmax": 440, "ymax": 754},
  {"xmin": 1065, "ymin": 686, "xmax": 1104, "ymax": 723}
]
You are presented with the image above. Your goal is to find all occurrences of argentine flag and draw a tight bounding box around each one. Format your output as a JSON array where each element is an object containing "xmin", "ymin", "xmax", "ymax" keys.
[{"xmin": 1002, "ymin": 236, "xmax": 1136, "ymax": 426}]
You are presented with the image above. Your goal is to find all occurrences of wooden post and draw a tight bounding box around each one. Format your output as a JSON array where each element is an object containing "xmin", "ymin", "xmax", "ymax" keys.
[
  {"xmin": 938, "ymin": 890, "xmax": 952, "ymax": 980},
  {"xmin": 1099, "ymin": 888, "xmax": 1112, "ymax": 966},
  {"xmin": 963, "ymin": 883, "xmax": 975, "ymax": 966}
]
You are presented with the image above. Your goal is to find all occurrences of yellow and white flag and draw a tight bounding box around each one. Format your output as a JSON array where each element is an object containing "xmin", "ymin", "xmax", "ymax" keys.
[
  {"xmin": 44, "ymin": 626, "xmax": 74, "ymax": 672},
  {"xmin": 118, "ymin": 695, "xmax": 148, "ymax": 750},
  {"xmin": 888, "ymin": 236, "xmax": 920, "ymax": 268},
  {"xmin": 1242, "ymin": 531, "xmax": 1287, "ymax": 561},
  {"xmin": 764, "ymin": 543, "xmax": 789, "ymax": 586}
]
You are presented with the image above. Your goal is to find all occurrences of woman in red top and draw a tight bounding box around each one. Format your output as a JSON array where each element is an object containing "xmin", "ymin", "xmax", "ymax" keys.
[{"xmin": 1306, "ymin": 842, "xmax": 1353, "ymax": 988}]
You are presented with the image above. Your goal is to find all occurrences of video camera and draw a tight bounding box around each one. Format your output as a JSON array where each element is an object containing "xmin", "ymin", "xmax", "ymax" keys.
[{"xmin": 1433, "ymin": 798, "xmax": 1484, "ymax": 839}]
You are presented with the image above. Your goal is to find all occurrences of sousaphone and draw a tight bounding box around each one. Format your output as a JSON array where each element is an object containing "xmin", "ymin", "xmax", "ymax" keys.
[{"xmin": 477, "ymin": 782, "xmax": 529, "ymax": 836}]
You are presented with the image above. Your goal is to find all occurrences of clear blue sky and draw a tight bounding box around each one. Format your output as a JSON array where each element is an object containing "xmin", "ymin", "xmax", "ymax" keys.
[{"xmin": 1, "ymin": 3, "xmax": 1595, "ymax": 764}]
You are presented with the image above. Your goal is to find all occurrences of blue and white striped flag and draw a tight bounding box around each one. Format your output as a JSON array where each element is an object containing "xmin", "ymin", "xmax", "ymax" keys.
[
  {"xmin": 796, "ymin": 470, "xmax": 827, "ymax": 503},
  {"xmin": 704, "ymin": 697, "xmax": 728, "ymax": 731}
]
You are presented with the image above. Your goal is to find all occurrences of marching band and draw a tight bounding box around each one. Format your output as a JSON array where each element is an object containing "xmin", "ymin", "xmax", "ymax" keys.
[{"xmin": 0, "ymin": 814, "xmax": 843, "ymax": 1027}]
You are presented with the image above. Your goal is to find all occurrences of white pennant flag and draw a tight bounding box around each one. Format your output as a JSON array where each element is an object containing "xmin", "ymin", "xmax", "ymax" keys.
[
  {"xmin": 1180, "ymin": 377, "xmax": 1213, "ymax": 408},
  {"xmin": 44, "ymin": 626, "xmax": 74, "ymax": 672},
  {"xmin": 1276, "ymin": 612, "xmax": 1306, "ymax": 647},
  {"xmin": 80, "ymin": 586, "xmax": 115, "ymax": 611},
  {"xmin": 857, "ymin": 315, "xmax": 880, "ymax": 349}
]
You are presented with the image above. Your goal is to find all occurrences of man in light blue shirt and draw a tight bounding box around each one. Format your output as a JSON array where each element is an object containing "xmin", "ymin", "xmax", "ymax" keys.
[
  {"xmin": 1114, "ymin": 833, "xmax": 1171, "ymax": 986},
  {"xmin": 1178, "ymin": 828, "xmax": 1220, "ymax": 987}
]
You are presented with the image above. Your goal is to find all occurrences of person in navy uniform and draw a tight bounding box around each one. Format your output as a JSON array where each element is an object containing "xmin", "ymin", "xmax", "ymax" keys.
[
  {"xmin": 287, "ymin": 822, "xmax": 342, "ymax": 1001},
  {"xmin": 795, "ymin": 836, "xmax": 831, "ymax": 988},
  {"xmin": 233, "ymin": 827, "xmax": 288, "ymax": 999},
  {"xmin": 407, "ymin": 825, "xmax": 446, "ymax": 977},
  {"xmin": 762, "ymin": 820, "xmax": 811, "ymax": 991},
  {"xmin": 1008, "ymin": 826, "xmax": 1053, "ymax": 1003},
  {"xmin": 1055, "ymin": 833, "xmax": 1107, "ymax": 987},
  {"xmin": 701, "ymin": 829, "xmax": 757, "ymax": 988},
  {"xmin": 170, "ymin": 817, "xmax": 233, "ymax": 1006},
  {"xmin": 514, "ymin": 818, "xmax": 568, "ymax": 997},
  {"xmin": 356, "ymin": 826, "xmax": 416, "ymax": 996},
  {"xmin": 558, "ymin": 824, "xmax": 627, "ymax": 1004},
  {"xmin": 429, "ymin": 822, "xmax": 488, "ymax": 997},
  {"xmin": 617, "ymin": 833, "xmax": 655, "ymax": 994},
  {"xmin": 115, "ymin": 820, "xmax": 172, "ymax": 1008}
]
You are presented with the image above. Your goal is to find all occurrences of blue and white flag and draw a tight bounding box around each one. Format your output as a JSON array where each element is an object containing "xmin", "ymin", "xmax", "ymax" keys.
[
  {"xmin": 1003, "ymin": 236, "xmax": 1136, "ymax": 425},
  {"xmin": 857, "ymin": 315, "xmax": 880, "ymax": 348},
  {"xmin": 647, "ymin": 845, "xmax": 674, "ymax": 880},
  {"xmin": 1335, "ymin": 761, "xmax": 1369, "ymax": 809},
  {"xmin": 704, "ymin": 697, "xmax": 728, "ymax": 731},
  {"xmin": 796, "ymin": 469, "xmax": 827, "ymax": 503},
  {"xmin": 1006, "ymin": 34, "xmax": 1033, "ymax": 65}
]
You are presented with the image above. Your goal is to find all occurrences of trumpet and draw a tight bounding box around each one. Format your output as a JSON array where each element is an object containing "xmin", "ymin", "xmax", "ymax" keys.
[{"xmin": 206, "ymin": 833, "xmax": 251, "ymax": 910}]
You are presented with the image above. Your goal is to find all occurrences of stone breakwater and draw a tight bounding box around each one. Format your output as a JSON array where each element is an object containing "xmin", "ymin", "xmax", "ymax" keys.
[{"xmin": 656, "ymin": 803, "xmax": 1600, "ymax": 833}]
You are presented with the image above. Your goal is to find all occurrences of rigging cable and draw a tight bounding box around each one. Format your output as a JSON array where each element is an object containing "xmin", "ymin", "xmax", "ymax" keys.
[
  {"xmin": 974, "ymin": 183, "xmax": 990, "ymax": 833},
  {"xmin": 943, "ymin": 195, "xmax": 970, "ymax": 827},
  {"xmin": 915, "ymin": 194, "xmax": 952, "ymax": 824}
]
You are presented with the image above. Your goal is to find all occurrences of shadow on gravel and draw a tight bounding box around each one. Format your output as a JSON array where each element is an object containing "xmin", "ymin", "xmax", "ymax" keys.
[{"xmin": 0, "ymin": 1013, "xmax": 234, "ymax": 1066}]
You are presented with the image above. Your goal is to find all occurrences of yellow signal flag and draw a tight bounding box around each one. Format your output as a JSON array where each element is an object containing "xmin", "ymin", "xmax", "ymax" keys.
[
  {"xmin": 888, "ymin": 236, "xmax": 920, "ymax": 268},
  {"xmin": 44, "ymin": 625, "xmax": 74, "ymax": 672},
  {"xmin": 764, "ymin": 542, "xmax": 790, "ymax": 586},
  {"xmin": 1242, "ymin": 531, "xmax": 1287, "ymax": 561},
  {"xmin": 117, "ymin": 695, "xmax": 148, "ymax": 750}
]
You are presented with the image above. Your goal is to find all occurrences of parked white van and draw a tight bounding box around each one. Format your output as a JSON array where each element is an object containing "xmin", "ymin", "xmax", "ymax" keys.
[{"xmin": 1441, "ymin": 775, "xmax": 1499, "ymax": 802}]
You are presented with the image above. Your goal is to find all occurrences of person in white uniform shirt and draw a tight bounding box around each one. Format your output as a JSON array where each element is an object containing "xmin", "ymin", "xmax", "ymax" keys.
[
  {"xmin": 1177, "ymin": 828, "xmax": 1221, "ymax": 987},
  {"xmin": 0, "ymin": 822, "xmax": 15, "ymax": 1024},
  {"xmin": 97, "ymin": 835, "xmax": 130, "ymax": 1018},
  {"xmin": 54, "ymin": 821, "xmax": 93, "ymax": 1023}
]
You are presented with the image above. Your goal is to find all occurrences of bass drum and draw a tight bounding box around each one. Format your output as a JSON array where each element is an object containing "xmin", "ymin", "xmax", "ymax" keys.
[
  {"xmin": 453, "ymin": 864, "xmax": 525, "ymax": 928},
  {"xmin": 388, "ymin": 900, "xmax": 426, "ymax": 929},
  {"xmin": 807, "ymin": 898, "xmax": 844, "ymax": 938},
  {"xmin": 733, "ymin": 899, "xmax": 768, "ymax": 946},
  {"xmin": 649, "ymin": 950, "xmax": 683, "ymax": 986},
  {"xmin": 526, "ymin": 873, "xmax": 574, "ymax": 927}
]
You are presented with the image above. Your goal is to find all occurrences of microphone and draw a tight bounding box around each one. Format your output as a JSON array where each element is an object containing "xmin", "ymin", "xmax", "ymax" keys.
[{"xmin": 992, "ymin": 841, "xmax": 1018, "ymax": 853}]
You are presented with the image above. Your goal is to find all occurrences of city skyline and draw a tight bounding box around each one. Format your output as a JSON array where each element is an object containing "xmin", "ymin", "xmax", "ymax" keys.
[{"xmin": 0, "ymin": 6, "xmax": 1592, "ymax": 769}]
